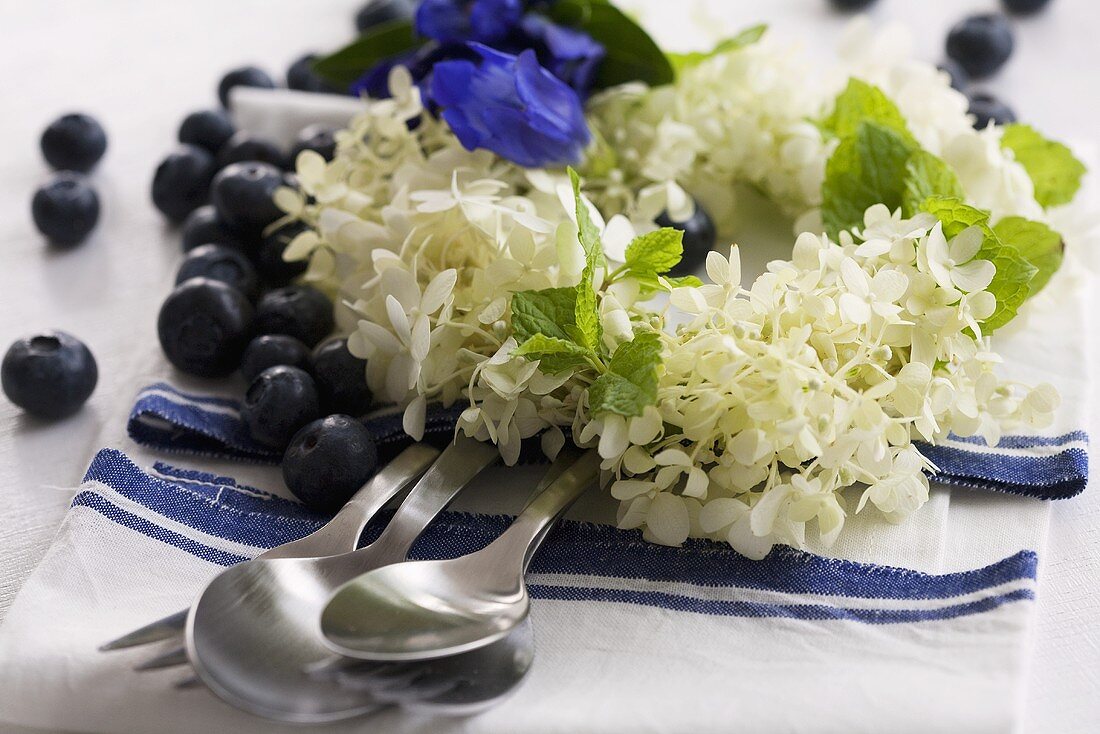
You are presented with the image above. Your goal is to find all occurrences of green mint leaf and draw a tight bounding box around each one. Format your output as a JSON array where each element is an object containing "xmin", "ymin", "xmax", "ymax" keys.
[
  {"xmin": 569, "ymin": 168, "xmax": 604, "ymax": 352},
  {"xmin": 667, "ymin": 24, "xmax": 767, "ymax": 75},
  {"xmin": 1000, "ymin": 123, "xmax": 1087, "ymax": 208},
  {"xmin": 820, "ymin": 79, "xmax": 915, "ymax": 144},
  {"xmin": 510, "ymin": 288, "xmax": 578, "ymax": 343},
  {"xmin": 550, "ymin": 1, "xmax": 674, "ymax": 90},
  {"xmin": 920, "ymin": 196, "xmax": 1037, "ymax": 332},
  {"xmin": 588, "ymin": 331, "xmax": 663, "ymax": 417},
  {"xmin": 902, "ymin": 150, "xmax": 964, "ymax": 217},
  {"xmin": 569, "ymin": 168, "xmax": 602, "ymax": 259},
  {"xmin": 664, "ymin": 275, "xmax": 705, "ymax": 288},
  {"xmin": 625, "ymin": 227, "xmax": 684, "ymax": 276},
  {"xmin": 513, "ymin": 334, "xmax": 593, "ymax": 374},
  {"xmin": 821, "ymin": 121, "xmax": 917, "ymax": 238},
  {"xmin": 312, "ymin": 21, "xmax": 419, "ymax": 87},
  {"xmin": 992, "ymin": 216, "xmax": 1064, "ymax": 295}
]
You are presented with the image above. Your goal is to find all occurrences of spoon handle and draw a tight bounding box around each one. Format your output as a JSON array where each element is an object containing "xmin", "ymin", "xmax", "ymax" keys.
[
  {"xmin": 262, "ymin": 444, "xmax": 440, "ymax": 560},
  {"xmin": 361, "ymin": 434, "xmax": 500, "ymax": 567},
  {"xmin": 489, "ymin": 450, "xmax": 601, "ymax": 571}
]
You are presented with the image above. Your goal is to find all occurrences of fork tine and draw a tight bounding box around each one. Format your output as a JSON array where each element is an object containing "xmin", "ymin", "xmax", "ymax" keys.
[
  {"xmin": 174, "ymin": 676, "xmax": 202, "ymax": 690},
  {"xmin": 99, "ymin": 610, "xmax": 187, "ymax": 651},
  {"xmin": 134, "ymin": 646, "xmax": 189, "ymax": 671}
]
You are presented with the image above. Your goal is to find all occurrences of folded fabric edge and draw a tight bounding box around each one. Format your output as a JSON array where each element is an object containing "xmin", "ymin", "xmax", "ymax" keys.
[
  {"xmin": 129, "ymin": 382, "xmax": 1090, "ymax": 501},
  {"xmin": 73, "ymin": 448, "xmax": 1039, "ymax": 627}
]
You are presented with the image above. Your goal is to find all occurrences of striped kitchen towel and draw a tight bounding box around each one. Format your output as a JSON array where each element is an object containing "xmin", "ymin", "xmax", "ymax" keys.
[{"xmin": 0, "ymin": 448, "xmax": 1047, "ymax": 733}]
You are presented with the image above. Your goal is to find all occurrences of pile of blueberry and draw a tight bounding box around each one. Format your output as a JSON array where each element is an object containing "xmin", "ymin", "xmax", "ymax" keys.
[{"xmin": 830, "ymin": 0, "xmax": 1052, "ymax": 128}]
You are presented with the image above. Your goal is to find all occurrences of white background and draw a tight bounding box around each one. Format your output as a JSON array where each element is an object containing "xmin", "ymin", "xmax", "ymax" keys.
[{"xmin": 1, "ymin": 0, "xmax": 1098, "ymax": 731}]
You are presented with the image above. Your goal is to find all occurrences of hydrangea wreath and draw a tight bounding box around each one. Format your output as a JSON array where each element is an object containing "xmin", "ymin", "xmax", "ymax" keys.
[{"xmin": 275, "ymin": 3, "xmax": 1086, "ymax": 557}]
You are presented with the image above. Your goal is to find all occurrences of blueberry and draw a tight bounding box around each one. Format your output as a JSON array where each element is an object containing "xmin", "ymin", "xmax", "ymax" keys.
[
  {"xmin": 968, "ymin": 91, "xmax": 1017, "ymax": 128},
  {"xmin": 254, "ymin": 221, "xmax": 309, "ymax": 285},
  {"xmin": 210, "ymin": 161, "xmax": 286, "ymax": 237},
  {"xmin": 176, "ymin": 244, "xmax": 260, "ymax": 301},
  {"xmin": 151, "ymin": 144, "xmax": 216, "ymax": 222},
  {"xmin": 1003, "ymin": 0, "xmax": 1050, "ymax": 15},
  {"xmin": 31, "ymin": 173, "xmax": 100, "ymax": 247},
  {"xmin": 180, "ymin": 205, "xmax": 246, "ymax": 252},
  {"xmin": 40, "ymin": 113, "xmax": 107, "ymax": 173},
  {"xmin": 312, "ymin": 338, "xmax": 372, "ymax": 415},
  {"xmin": 355, "ymin": 0, "xmax": 416, "ymax": 33},
  {"xmin": 287, "ymin": 53, "xmax": 337, "ymax": 93},
  {"xmin": 157, "ymin": 278, "xmax": 254, "ymax": 377},
  {"xmin": 239, "ymin": 334, "xmax": 313, "ymax": 383},
  {"xmin": 216, "ymin": 131, "xmax": 287, "ymax": 170},
  {"xmin": 938, "ymin": 59, "xmax": 970, "ymax": 91},
  {"xmin": 217, "ymin": 65, "xmax": 276, "ymax": 108},
  {"xmin": 946, "ymin": 14, "xmax": 1015, "ymax": 79},
  {"xmin": 657, "ymin": 202, "xmax": 717, "ymax": 277},
  {"xmin": 828, "ymin": 0, "xmax": 877, "ymax": 10},
  {"xmin": 283, "ymin": 415, "xmax": 379, "ymax": 512},
  {"xmin": 241, "ymin": 366, "xmax": 320, "ymax": 450},
  {"xmin": 255, "ymin": 285, "xmax": 334, "ymax": 347},
  {"xmin": 2, "ymin": 332, "xmax": 97, "ymax": 419},
  {"xmin": 289, "ymin": 124, "xmax": 338, "ymax": 164},
  {"xmin": 178, "ymin": 109, "xmax": 236, "ymax": 155}
]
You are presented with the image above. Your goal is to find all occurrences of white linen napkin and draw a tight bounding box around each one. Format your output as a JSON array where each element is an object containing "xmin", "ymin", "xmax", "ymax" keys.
[{"xmin": 0, "ymin": 253, "xmax": 1090, "ymax": 734}]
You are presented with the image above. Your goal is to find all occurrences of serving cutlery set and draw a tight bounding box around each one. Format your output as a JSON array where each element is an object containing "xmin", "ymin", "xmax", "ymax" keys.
[{"xmin": 100, "ymin": 437, "xmax": 601, "ymax": 723}]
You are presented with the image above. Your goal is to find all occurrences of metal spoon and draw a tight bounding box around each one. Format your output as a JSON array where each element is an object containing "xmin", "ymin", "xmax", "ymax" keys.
[
  {"xmin": 320, "ymin": 450, "xmax": 601, "ymax": 662},
  {"xmin": 183, "ymin": 435, "xmax": 504, "ymax": 722}
]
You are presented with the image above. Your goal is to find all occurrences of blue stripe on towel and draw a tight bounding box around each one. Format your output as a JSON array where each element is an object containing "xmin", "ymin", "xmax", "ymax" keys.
[
  {"xmin": 75, "ymin": 449, "xmax": 1037, "ymax": 623},
  {"xmin": 128, "ymin": 383, "xmax": 1088, "ymax": 501},
  {"xmin": 526, "ymin": 585, "xmax": 1035, "ymax": 623}
]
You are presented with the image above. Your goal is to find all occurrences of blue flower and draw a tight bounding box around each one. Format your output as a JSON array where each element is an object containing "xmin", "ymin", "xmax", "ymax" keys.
[
  {"xmin": 415, "ymin": 0, "xmax": 524, "ymax": 45},
  {"xmin": 430, "ymin": 43, "xmax": 590, "ymax": 168},
  {"xmin": 519, "ymin": 14, "xmax": 605, "ymax": 97},
  {"xmin": 412, "ymin": 0, "xmax": 605, "ymax": 97}
]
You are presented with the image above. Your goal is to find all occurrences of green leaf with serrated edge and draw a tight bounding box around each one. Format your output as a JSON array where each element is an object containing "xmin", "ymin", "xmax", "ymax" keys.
[
  {"xmin": 1000, "ymin": 123, "xmax": 1087, "ymax": 208},
  {"xmin": 820, "ymin": 79, "xmax": 915, "ymax": 144},
  {"xmin": 568, "ymin": 169, "xmax": 604, "ymax": 352},
  {"xmin": 589, "ymin": 331, "xmax": 663, "ymax": 417},
  {"xmin": 992, "ymin": 216, "xmax": 1063, "ymax": 295},
  {"xmin": 821, "ymin": 121, "xmax": 917, "ymax": 238},
  {"xmin": 902, "ymin": 150, "xmax": 964, "ymax": 217},
  {"xmin": 625, "ymin": 227, "xmax": 684, "ymax": 276},
  {"xmin": 514, "ymin": 334, "xmax": 592, "ymax": 374},
  {"xmin": 920, "ymin": 196, "xmax": 1037, "ymax": 332},
  {"xmin": 569, "ymin": 168, "xmax": 602, "ymax": 258},
  {"xmin": 312, "ymin": 21, "xmax": 419, "ymax": 87},
  {"xmin": 510, "ymin": 288, "xmax": 577, "ymax": 343},
  {"xmin": 550, "ymin": 2, "xmax": 674, "ymax": 89},
  {"xmin": 667, "ymin": 24, "xmax": 767, "ymax": 75},
  {"xmin": 665, "ymin": 275, "xmax": 705, "ymax": 288}
]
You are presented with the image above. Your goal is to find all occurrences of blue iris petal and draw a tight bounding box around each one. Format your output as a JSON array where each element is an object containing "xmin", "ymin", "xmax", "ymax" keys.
[{"xmin": 430, "ymin": 43, "xmax": 590, "ymax": 168}]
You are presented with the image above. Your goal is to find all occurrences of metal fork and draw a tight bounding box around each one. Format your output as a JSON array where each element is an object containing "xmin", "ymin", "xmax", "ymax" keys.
[{"xmin": 99, "ymin": 443, "xmax": 441, "ymax": 653}]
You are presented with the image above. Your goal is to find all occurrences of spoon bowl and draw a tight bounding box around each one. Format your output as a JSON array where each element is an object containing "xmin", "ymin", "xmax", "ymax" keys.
[
  {"xmin": 320, "ymin": 553, "xmax": 529, "ymax": 661},
  {"xmin": 321, "ymin": 450, "xmax": 601, "ymax": 662}
]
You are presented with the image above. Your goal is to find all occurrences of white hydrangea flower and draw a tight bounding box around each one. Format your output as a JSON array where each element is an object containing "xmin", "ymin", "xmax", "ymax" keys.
[{"xmin": 281, "ymin": 23, "xmax": 1067, "ymax": 558}]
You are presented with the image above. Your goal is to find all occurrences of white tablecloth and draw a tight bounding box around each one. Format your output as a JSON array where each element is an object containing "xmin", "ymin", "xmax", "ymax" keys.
[{"xmin": 2, "ymin": 1, "xmax": 1099, "ymax": 731}]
